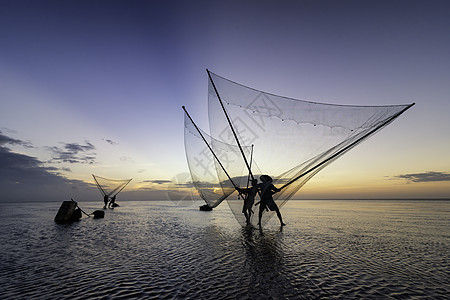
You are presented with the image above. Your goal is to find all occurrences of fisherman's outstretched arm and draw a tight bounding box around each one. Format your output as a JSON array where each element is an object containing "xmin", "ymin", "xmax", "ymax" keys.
[
  {"xmin": 272, "ymin": 185, "xmax": 281, "ymax": 193},
  {"xmin": 237, "ymin": 187, "xmax": 251, "ymax": 194}
]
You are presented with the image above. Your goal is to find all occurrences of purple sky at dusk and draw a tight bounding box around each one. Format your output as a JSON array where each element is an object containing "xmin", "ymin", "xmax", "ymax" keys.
[{"xmin": 1, "ymin": 0, "xmax": 449, "ymax": 202}]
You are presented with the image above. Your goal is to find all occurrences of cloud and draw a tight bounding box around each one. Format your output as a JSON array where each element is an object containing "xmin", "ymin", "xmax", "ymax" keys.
[
  {"xmin": 135, "ymin": 187, "xmax": 156, "ymax": 191},
  {"xmin": 141, "ymin": 180, "xmax": 172, "ymax": 185},
  {"xmin": 1, "ymin": 127, "xmax": 17, "ymax": 134},
  {"xmin": 46, "ymin": 141, "xmax": 96, "ymax": 164},
  {"xmin": 0, "ymin": 144, "xmax": 96, "ymax": 202},
  {"xmin": 173, "ymin": 182, "xmax": 195, "ymax": 188},
  {"xmin": 0, "ymin": 133, "xmax": 22, "ymax": 146},
  {"xmin": 0, "ymin": 130, "xmax": 34, "ymax": 148},
  {"xmin": 393, "ymin": 171, "xmax": 450, "ymax": 183},
  {"xmin": 141, "ymin": 175, "xmax": 195, "ymax": 188},
  {"xmin": 103, "ymin": 139, "xmax": 118, "ymax": 146}
]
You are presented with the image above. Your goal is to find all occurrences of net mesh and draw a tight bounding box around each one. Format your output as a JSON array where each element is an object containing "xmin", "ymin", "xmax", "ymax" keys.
[
  {"xmin": 184, "ymin": 112, "xmax": 252, "ymax": 208},
  {"xmin": 92, "ymin": 174, "xmax": 132, "ymax": 198},
  {"xmin": 206, "ymin": 71, "xmax": 414, "ymax": 226}
]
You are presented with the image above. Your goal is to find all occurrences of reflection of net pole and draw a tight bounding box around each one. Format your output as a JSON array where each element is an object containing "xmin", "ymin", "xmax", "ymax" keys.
[
  {"xmin": 279, "ymin": 102, "xmax": 415, "ymax": 191},
  {"xmin": 207, "ymin": 69, "xmax": 255, "ymax": 183},
  {"xmin": 182, "ymin": 106, "xmax": 239, "ymax": 191}
]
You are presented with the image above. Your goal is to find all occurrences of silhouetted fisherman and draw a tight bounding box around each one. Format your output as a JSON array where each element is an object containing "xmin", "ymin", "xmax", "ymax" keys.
[
  {"xmin": 238, "ymin": 179, "xmax": 258, "ymax": 225},
  {"xmin": 257, "ymin": 175, "xmax": 285, "ymax": 227},
  {"xmin": 103, "ymin": 195, "xmax": 109, "ymax": 209},
  {"xmin": 109, "ymin": 195, "xmax": 119, "ymax": 208}
]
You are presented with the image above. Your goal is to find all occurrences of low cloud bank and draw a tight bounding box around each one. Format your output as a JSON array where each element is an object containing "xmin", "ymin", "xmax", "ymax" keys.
[
  {"xmin": 0, "ymin": 131, "xmax": 96, "ymax": 202},
  {"xmin": 394, "ymin": 171, "xmax": 450, "ymax": 183}
]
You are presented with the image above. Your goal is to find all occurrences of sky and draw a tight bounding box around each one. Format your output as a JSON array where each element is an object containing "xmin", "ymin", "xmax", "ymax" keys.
[{"xmin": 1, "ymin": 0, "xmax": 449, "ymax": 202}]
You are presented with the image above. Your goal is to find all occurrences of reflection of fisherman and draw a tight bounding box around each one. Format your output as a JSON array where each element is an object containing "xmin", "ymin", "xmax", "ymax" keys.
[
  {"xmin": 103, "ymin": 195, "xmax": 109, "ymax": 209},
  {"xmin": 108, "ymin": 195, "xmax": 119, "ymax": 208},
  {"xmin": 258, "ymin": 175, "xmax": 285, "ymax": 227},
  {"xmin": 238, "ymin": 179, "xmax": 258, "ymax": 225}
]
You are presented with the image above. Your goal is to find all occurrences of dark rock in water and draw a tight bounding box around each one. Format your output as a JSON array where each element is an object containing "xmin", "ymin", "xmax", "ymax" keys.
[
  {"xmin": 72, "ymin": 208, "xmax": 82, "ymax": 221},
  {"xmin": 54, "ymin": 200, "xmax": 81, "ymax": 223},
  {"xmin": 92, "ymin": 210, "xmax": 105, "ymax": 219},
  {"xmin": 199, "ymin": 204, "xmax": 213, "ymax": 211}
]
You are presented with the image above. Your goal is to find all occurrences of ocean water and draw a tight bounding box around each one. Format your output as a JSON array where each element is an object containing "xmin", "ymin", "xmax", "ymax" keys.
[{"xmin": 0, "ymin": 200, "xmax": 448, "ymax": 299}]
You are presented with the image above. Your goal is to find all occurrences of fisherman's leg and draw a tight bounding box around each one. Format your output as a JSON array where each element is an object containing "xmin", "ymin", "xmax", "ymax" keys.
[
  {"xmin": 258, "ymin": 206, "xmax": 263, "ymax": 226},
  {"xmin": 275, "ymin": 207, "xmax": 285, "ymax": 226}
]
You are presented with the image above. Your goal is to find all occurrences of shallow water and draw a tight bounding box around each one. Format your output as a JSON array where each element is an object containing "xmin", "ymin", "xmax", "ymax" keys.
[{"xmin": 0, "ymin": 200, "xmax": 448, "ymax": 299}]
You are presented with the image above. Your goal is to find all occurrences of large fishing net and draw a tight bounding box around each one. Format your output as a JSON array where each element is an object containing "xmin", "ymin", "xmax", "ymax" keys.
[
  {"xmin": 92, "ymin": 174, "xmax": 132, "ymax": 198},
  {"xmin": 205, "ymin": 71, "xmax": 414, "ymax": 226}
]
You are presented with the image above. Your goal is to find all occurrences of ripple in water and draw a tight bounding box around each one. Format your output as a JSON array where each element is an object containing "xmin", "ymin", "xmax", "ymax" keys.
[{"xmin": 0, "ymin": 200, "xmax": 448, "ymax": 299}]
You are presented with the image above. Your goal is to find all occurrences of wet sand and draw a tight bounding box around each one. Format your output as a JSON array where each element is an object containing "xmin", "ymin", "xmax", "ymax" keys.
[{"xmin": 0, "ymin": 200, "xmax": 448, "ymax": 299}]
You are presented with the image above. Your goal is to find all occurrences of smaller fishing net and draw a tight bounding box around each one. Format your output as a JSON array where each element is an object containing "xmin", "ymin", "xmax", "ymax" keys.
[
  {"xmin": 92, "ymin": 174, "xmax": 132, "ymax": 198},
  {"xmin": 184, "ymin": 109, "xmax": 252, "ymax": 208}
]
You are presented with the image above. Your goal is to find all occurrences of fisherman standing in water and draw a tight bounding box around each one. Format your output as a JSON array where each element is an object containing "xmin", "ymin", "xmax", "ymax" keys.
[
  {"xmin": 103, "ymin": 194, "xmax": 109, "ymax": 209},
  {"xmin": 257, "ymin": 175, "xmax": 285, "ymax": 227},
  {"xmin": 238, "ymin": 179, "xmax": 258, "ymax": 225},
  {"xmin": 109, "ymin": 195, "xmax": 118, "ymax": 208}
]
